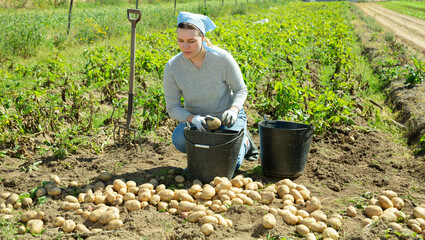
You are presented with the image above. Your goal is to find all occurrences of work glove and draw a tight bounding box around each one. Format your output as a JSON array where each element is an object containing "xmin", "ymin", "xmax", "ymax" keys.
[
  {"xmin": 191, "ymin": 115, "xmax": 215, "ymax": 132},
  {"xmin": 222, "ymin": 109, "xmax": 238, "ymax": 128}
]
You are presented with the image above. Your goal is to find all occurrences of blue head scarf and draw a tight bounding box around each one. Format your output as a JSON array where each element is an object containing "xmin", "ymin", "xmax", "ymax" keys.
[
  {"xmin": 177, "ymin": 12, "xmax": 218, "ymax": 54},
  {"xmin": 177, "ymin": 11, "xmax": 216, "ymax": 35}
]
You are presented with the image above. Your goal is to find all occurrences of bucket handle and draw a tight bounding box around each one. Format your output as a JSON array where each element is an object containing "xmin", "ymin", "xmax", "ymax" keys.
[
  {"xmin": 184, "ymin": 128, "xmax": 244, "ymax": 149},
  {"xmin": 264, "ymin": 115, "xmax": 314, "ymax": 139}
]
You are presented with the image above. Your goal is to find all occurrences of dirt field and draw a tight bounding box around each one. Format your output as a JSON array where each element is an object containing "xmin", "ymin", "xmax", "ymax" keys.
[
  {"xmin": 2, "ymin": 3, "xmax": 425, "ymax": 240},
  {"xmin": 356, "ymin": 3, "xmax": 425, "ymax": 56}
]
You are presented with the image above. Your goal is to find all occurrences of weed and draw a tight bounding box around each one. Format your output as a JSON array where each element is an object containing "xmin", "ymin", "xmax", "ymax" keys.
[{"xmin": 21, "ymin": 160, "xmax": 42, "ymax": 173}]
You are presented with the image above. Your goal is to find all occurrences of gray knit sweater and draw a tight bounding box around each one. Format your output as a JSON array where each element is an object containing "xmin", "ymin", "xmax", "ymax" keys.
[{"xmin": 163, "ymin": 47, "xmax": 248, "ymax": 122}]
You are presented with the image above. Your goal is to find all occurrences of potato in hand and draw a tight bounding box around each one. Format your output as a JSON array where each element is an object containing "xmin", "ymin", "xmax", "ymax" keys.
[{"xmin": 204, "ymin": 116, "xmax": 222, "ymax": 130}]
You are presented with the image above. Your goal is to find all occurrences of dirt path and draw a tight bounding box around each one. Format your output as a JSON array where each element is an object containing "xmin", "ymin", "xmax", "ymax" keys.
[{"xmin": 356, "ymin": 2, "xmax": 425, "ymax": 56}]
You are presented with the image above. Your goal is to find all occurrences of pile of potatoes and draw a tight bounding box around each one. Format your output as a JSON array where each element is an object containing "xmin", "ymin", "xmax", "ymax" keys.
[
  {"xmin": 2, "ymin": 171, "xmax": 425, "ymax": 239},
  {"xmin": 350, "ymin": 190, "xmax": 425, "ymax": 236}
]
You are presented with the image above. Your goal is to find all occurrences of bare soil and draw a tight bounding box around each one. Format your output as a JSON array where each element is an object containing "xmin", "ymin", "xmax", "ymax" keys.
[{"xmin": 2, "ymin": 3, "xmax": 425, "ymax": 240}]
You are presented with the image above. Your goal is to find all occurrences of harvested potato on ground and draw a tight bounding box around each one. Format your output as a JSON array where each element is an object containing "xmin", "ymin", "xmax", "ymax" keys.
[
  {"xmin": 107, "ymin": 219, "xmax": 123, "ymax": 230},
  {"xmin": 322, "ymin": 227, "xmax": 339, "ymax": 239},
  {"xmin": 201, "ymin": 185, "xmax": 216, "ymax": 200},
  {"xmin": 346, "ymin": 206, "xmax": 357, "ymax": 217},
  {"xmin": 47, "ymin": 187, "xmax": 61, "ymax": 196},
  {"xmin": 413, "ymin": 207, "xmax": 425, "ymax": 219},
  {"xmin": 328, "ymin": 217, "xmax": 342, "ymax": 230},
  {"xmin": 187, "ymin": 211, "xmax": 207, "ymax": 223},
  {"xmin": 283, "ymin": 212, "xmax": 298, "ymax": 225},
  {"xmin": 35, "ymin": 188, "xmax": 47, "ymax": 197},
  {"xmin": 75, "ymin": 223, "xmax": 91, "ymax": 234},
  {"xmin": 50, "ymin": 174, "xmax": 61, "ymax": 185},
  {"xmin": 260, "ymin": 191, "xmax": 275, "ymax": 205},
  {"xmin": 52, "ymin": 217, "xmax": 66, "ymax": 227},
  {"xmin": 201, "ymin": 223, "xmax": 214, "ymax": 236},
  {"xmin": 296, "ymin": 224, "xmax": 310, "ymax": 236},
  {"xmin": 305, "ymin": 233, "xmax": 316, "ymax": 240},
  {"xmin": 262, "ymin": 213, "xmax": 276, "ymax": 229},
  {"xmin": 380, "ymin": 212, "xmax": 397, "ymax": 223},
  {"xmin": 158, "ymin": 189, "xmax": 175, "ymax": 202},
  {"xmin": 310, "ymin": 221, "xmax": 327, "ymax": 233},
  {"xmin": 391, "ymin": 197, "xmax": 404, "ymax": 210},
  {"xmin": 27, "ymin": 219, "xmax": 44, "ymax": 234},
  {"xmin": 99, "ymin": 211, "xmax": 119, "ymax": 224},
  {"xmin": 125, "ymin": 200, "xmax": 141, "ymax": 211},
  {"xmin": 305, "ymin": 197, "xmax": 321, "ymax": 213},
  {"xmin": 62, "ymin": 220, "xmax": 76, "ymax": 233},
  {"xmin": 113, "ymin": 179, "xmax": 126, "ymax": 192},
  {"xmin": 17, "ymin": 225, "xmax": 26, "ymax": 234},
  {"xmin": 381, "ymin": 190, "xmax": 398, "ymax": 199},
  {"xmin": 364, "ymin": 205, "xmax": 383, "ymax": 218},
  {"xmin": 378, "ymin": 195, "xmax": 393, "ymax": 209},
  {"xmin": 21, "ymin": 210, "xmax": 37, "ymax": 223},
  {"xmin": 200, "ymin": 216, "xmax": 219, "ymax": 224},
  {"xmin": 99, "ymin": 171, "xmax": 113, "ymax": 182}
]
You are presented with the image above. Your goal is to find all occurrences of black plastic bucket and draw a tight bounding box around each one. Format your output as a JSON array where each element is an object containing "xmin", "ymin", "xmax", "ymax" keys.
[
  {"xmin": 184, "ymin": 126, "xmax": 244, "ymax": 183},
  {"xmin": 259, "ymin": 120, "xmax": 314, "ymax": 179}
]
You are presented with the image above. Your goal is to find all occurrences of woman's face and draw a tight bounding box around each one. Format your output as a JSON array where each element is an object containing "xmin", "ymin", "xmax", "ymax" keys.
[{"xmin": 177, "ymin": 28, "xmax": 204, "ymax": 60}]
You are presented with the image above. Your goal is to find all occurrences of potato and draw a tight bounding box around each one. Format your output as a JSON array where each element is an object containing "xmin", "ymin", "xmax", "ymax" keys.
[
  {"xmin": 188, "ymin": 184, "xmax": 202, "ymax": 196},
  {"xmin": 263, "ymin": 185, "xmax": 277, "ymax": 193},
  {"xmin": 215, "ymin": 180, "xmax": 232, "ymax": 192},
  {"xmin": 107, "ymin": 219, "xmax": 123, "ymax": 230},
  {"xmin": 276, "ymin": 179, "xmax": 296, "ymax": 188},
  {"xmin": 149, "ymin": 194, "xmax": 161, "ymax": 206},
  {"xmin": 178, "ymin": 201, "xmax": 196, "ymax": 213},
  {"xmin": 380, "ymin": 212, "xmax": 397, "ymax": 223},
  {"xmin": 328, "ymin": 217, "xmax": 342, "ymax": 230},
  {"xmin": 231, "ymin": 198, "xmax": 244, "ymax": 205},
  {"xmin": 391, "ymin": 197, "xmax": 404, "ymax": 210},
  {"xmin": 50, "ymin": 174, "xmax": 61, "ymax": 185},
  {"xmin": 245, "ymin": 182, "xmax": 258, "ymax": 191},
  {"xmin": 205, "ymin": 117, "xmax": 221, "ymax": 130},
  {"xmin": 158, "ymin": 189, "xmax": 174, "ymax": 202},
  {"xmin": 0, "ymin": 208, "xmax": 12, "ymax": 214},
  {"xmin": 305, "ymin": 197, "xmax": 321, "ymax": 213},
  {"xmin": 123, "ymin": 192, "xmax": 136, "ymax": 202},
  {"xmin": 378, "ymin": 195, "xmax": 393, "ymax": 209},
  {"xmin": 62, "ymin": 220, "xmax": 76, "ymax": 233},
  {"xmin": 310, "ymin": 210, "xmax": 327, "ymax": 222},
  {"xmin": 413, "ymin": 207, "xmax": 425, "ymax": 219},
  {"xmin": 364, "ymin": 205, "xmax": 383, "ymax": 218},
  {"xmin": 113, "ymin": 179, "xmax": 126, "ymax": 192},
  {"xmin": 89, "ymin": 208, "xmax": 108, "ymax": 223},
  {"xmin": 21, "ymin": 197, "xmax": 33, "ymax": 207},
  {"xmin": 262, "ymin": 213, "xmax": 276, "ymax": 229},
  {"xmin": 99, "ymin": 211, "xmax": 119, "ymax": 224},
  {"xmin": 157, "ymin": 201, "xmax": 168, "ymax": 211},
  {"xmin": 361, "ymin": 218, "xmax": 372, "ymax": 227},
  {"xmin": 299, "ymin": 190, "xmax": 311, "ymax": 201},
  {"xmin": 35, "ymin": 188, "xmax": 47, "ymax": 197},
  {"xmin": 200, "ymin": 216, "xmax": 219, "ymax": 224},
  {"xmin": 290, "ymin": 189, "xmax": 303, "ymax": 201},
  {"xmin": 201, "ymin": 223, "xmax": 214, "ymax": 236},
  {"xmin": 201, "ymin": 185, "xmax": 216, "ymax": 200},
  {"xmin": 230, "ymin": 178, "xmax": 243, "ymax": 188},
  {"xmin": 21, "ymin": 210, "xmax": 37, "ymax": 223},
  {"xmin": 296, "ymin": 224, "xmax": 310, "ymax": 236},
  {"xmin": 346, "ymin": 206, "xmax": 357, "ymax": 217},
  {"xmin": 0, "ymin": 192, "xmax": 11, "ymax": 199},
  {"xmin": 94, "ymin": 195, "xmax": 106, "ymax": 205},
  {"xmin": 389, "ymin": 222, "xmax": 403, "ymax": 231},
  {"xmin": 65, "ymin": 195, "xmax": 78, "ymax": 203},
  {"xmin": 407, "ymin": 219, "xmax": 420, "ymax": 228},
  {"xmin": 283, "ymin": 212, "xmax": 298, "ymax": 225},
  {"xmin": 6, "ymin": 193, "xmax": 19, "ymax": 205},
  {"xmin": 260, "ymin": 191, "xmax": 275, "ymax": 205},
  {"xmin": 410, "ymin": 224, "xmax": 422, "ymax": 234},
  {"xmin": 284, "ymin": 205, "xmax": 297, "ymax": 214},
  {"xmin": 17, "ymin": 225, "xmax": 26, "ymax": 234},
  {"xmin": 114, "ymin": 198, "xmax": 123, "ymax": 206},
  {"xmin": 187, "ymin": 211, "xmax": 207, "ymax": 223},
  {"xmin": 27, "ymin": 219, "xmax": 43, "ymax": 234},
  {"xmin": 305, "ymin": 233, "xmax": 316, "ymax": 240},
  {"xmin": 296, "ymin": 210, "xmax": 309, "ymax": 218},
  {"xmin": 125, "ymin": 200, "xmax": 141, "ymax": 211},
  {"xmin": 322, "ymin": 227, "xmax": 339, "ymax": 239},
  {"xmin": 98, "ymin": 171, "xmax": 113, "ymax": 182},
  {"xmin": 381, "ymin": 190, "xmax": 398, "ymax": 199},
  {"xmin": 282, "ymin": 194, "xmax": 295, "ymax": 203},
  {"xmin": 175, "ymin": 175, "xmax": 185, "ymax": 183},
  {"xmin": 126, "ymin": 180, "xmax": 137, "ymax": 189},
  {"xmin": 310, "ymin": 221, "xmax": 327, "ymax": 233},
  {"xmin": 51, "ymin": 216, "xmax": 66, "ymax": 227},
  {"xmin": 138, "ymin": 191, "xmax": 152, "ymax": 202},
  {"xmin": 75, "ymin": 223, "xmax": 90, "ymax": 234}
]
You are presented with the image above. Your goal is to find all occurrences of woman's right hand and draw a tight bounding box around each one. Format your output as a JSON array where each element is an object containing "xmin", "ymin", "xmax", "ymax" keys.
[{"xmin": 191, "ymin": 115, "xmax": 208, "ymax": 132}]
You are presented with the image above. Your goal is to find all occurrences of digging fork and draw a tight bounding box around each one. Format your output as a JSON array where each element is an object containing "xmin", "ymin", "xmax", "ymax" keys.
[{"xmin": 113, "ymin": 9, "xmax": 142, "ymax": 148}]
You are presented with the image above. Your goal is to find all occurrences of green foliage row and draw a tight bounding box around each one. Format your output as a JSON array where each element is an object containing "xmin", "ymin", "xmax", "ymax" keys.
[
  {"xmin": 1, "ymin": 1, "xmax": 421, "ymax": 158},
  {"xmin": 379, "ymin": 0, "xmax": 425, "ymax": 21}
]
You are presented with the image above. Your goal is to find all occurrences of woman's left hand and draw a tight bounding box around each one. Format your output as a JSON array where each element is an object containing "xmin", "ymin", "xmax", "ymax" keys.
[{"xmin": 222, "ymin": 109, "xmax": 238, "ymax": 128}]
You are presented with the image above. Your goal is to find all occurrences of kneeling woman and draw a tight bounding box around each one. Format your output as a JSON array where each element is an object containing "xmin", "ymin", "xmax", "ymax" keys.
[{"xmin": 162, "ymin": 11, "xmax": 257, "ymax": 171}]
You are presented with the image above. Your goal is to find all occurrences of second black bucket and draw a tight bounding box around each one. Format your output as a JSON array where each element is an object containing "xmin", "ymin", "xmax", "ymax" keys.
[
  {"xmin": 184, "ymin": 126, "xmax": 244, "ymax": 183},
  {"xmin": 259, "ymin": 120, "xmax": 314, "ymax": 179}
]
